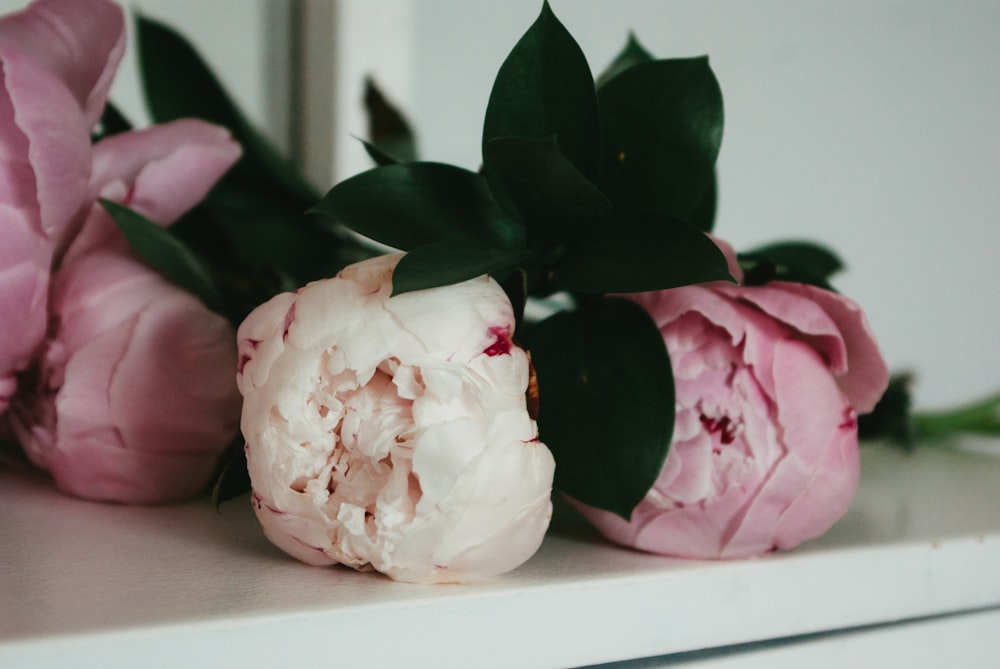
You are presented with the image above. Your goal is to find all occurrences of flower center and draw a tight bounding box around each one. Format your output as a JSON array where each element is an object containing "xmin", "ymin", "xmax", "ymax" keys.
[{"xmin": 700, "ymin": 413, "xmax": 739, "ymax": 445}]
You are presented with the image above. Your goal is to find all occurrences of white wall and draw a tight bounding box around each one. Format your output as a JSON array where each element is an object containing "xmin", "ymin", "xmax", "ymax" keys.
[{"xmin": 383, "ymin": 0, "xmax": 998, "ymax": 410}]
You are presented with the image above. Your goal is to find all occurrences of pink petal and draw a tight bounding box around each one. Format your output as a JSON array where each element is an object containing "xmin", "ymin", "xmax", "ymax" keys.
[
  {"xmin": 772, "ymin": 282, "xmax": 889, "ymax": 413},
  {"xmin": 731, "ymin": 282, "xmax": 889, "ymax": 413},
  {"xmin": 1, "ymin": 50, "xmax": 92, "ymax": 241},
  {"xmin": 714, "ymin": 282, "xmax": 849, "ymax": 375},
  {"xmin": 47, "ymin": 435, "xmax": 222, "ymax": 504},
  {"xmin": 0, "ymin": 260, "xmax": 47, "ymax": 383},
  {"xmin": 91, "ymin": 119, "xmax": 242, "ymax": 225},
  {"xmin": 108, "ymin": 290, "xmax": 240, "ymax": 457},
  {"xmin": 722, "ymin": 339, "xmax": 854, "ymax": 556},
  {"xmin": 0, "ymin": 0, "xmax": 125, "ymax": 128}
]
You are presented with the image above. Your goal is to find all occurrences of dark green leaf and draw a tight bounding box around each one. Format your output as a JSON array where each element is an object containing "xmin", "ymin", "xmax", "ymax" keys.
[
  {"xmin": 358, "ymin": 137, "xmax": 400, "ymax": 166},
  {"xmin": 595, "ymin": 32, "xmax": 655, "ymax": 89},
  {"xmin": 136, "ymin": 15, "xmax": 317, "ymax": 205},
  {"xmin": 482, "ymin": 1, "xmax": 601, "ymax": 180},
  {"xmin": 484, "ymin": 136, "xmax": 611, "ymax": 249},
  {"xmin": 364, "ymin": 76, "xmax": 418, "ymax": 162},
  {"xmin": 739, "ymin": 260, "xmax": 834, "ymax": 291},
  {"xmin": 858, "ymin": 372, "xmax": 915, "ymax": 449},
  {"xmin": 311, "ymin": 162, "xmax": 524, "ymax": 251},
  {"xmin": 101, "ymin": 199, "xmax": 224, "ymax": 312},
  {"xmin": 551, "ymin": 211, "xmax": 734, "ymax": 293},
  {"xmin": 688, "ymin": 169, "xmax": 718, "ymax": 232},
  {"xmin": 740, "ymin": 240, "xmax": 845, "ymax": 280},
  {"xmin": 523, "ymin": 297, "xmax": 674, "ymax": 518},
  {"xmin": 392, "ymin": 241, "xmax": 531, "ymax": 295},
  {"xmin": 598, "ymin": 57, "xmax": 723, "ymax": 221}
]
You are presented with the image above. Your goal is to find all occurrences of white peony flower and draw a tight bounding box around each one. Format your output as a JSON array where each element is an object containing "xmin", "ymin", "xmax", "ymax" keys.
[{"xmin": 237, "ymin": 253, "xmax": 554, "ymax": 583}]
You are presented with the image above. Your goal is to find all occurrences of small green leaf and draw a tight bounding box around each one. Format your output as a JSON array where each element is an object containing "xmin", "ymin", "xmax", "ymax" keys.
[
  {"xmin": 482, "ymin": 1, "xmax": 601, "ymax": 180},
  {"xmin": 364, "ymin": 76, "xmax": 418, "ymax": 163},
  {"xmin": 598, "ymin": 57, "xmax": 723, "ymax": 221},
  {"xmin": 101, "ymin": 199, "xmax": 224, "ymax": 312},
  {"xmin": 740, "ymin": 240, "xmax": 845, "ymax": 280},
  {"xmin": 552, "ymin": 211, "xmax": 733, "ymax": 293},
  {"xmin": 136, "ymin": 15, "xmax": 318, "ymax": 205},
  {"xmin": 311, "ymin": 162, "xmax": 524, "ymax": 251},
  {"xmin": 523, "ymin": 297, "xmax": 674, "ymax": 518},
  {"xmin": 392, "ymin": 241, "xmax": 531, "ymax": 295},
  {"xmin": 484, "ymin": 137, "xmax": 611, "ymax": 249},
  {"xmin": 595, "ymin": 32, "xmax": 655, "ymax": 89}
]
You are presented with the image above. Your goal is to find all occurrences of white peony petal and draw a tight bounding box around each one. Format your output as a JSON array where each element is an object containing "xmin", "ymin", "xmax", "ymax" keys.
[{"xmin": 238, "ymin": 254, "xmax": 553, "ymax": 583}]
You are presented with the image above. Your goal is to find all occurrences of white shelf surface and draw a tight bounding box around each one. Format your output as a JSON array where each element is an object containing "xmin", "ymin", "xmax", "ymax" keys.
[{"xmin": 2, "ymin": 441, "xmax": 999, "ymax": 668}]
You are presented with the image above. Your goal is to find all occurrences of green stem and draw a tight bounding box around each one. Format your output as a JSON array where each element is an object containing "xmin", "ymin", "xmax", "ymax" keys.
[{"xmin": 912, "ymin": 390, "xmax": 1000, "ymax": 439}]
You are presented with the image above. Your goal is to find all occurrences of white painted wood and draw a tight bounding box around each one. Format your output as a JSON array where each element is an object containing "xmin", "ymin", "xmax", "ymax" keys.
[
  {"xmin": 1, "ymin": 443, "xmax": 999, "ymax": 668},
  {"xmin": 585, "ymin": 609, "xmax": 1000, "ymax": 669}
]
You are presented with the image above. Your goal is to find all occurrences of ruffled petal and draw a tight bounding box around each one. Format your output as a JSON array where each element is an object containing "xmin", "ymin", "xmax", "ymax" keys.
[
  {"xmin": 91, "ymin": 119, "xmax": 242, "ymax": 224},
  {"xmin": 0, "ymin": 0, "xmax": 125, "ymax": 128}
]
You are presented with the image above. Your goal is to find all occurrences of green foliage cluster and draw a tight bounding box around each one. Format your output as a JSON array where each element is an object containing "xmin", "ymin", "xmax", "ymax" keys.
[{"xmin": 311, "ymin": 3, "xmax": 732, "ymax": 517}]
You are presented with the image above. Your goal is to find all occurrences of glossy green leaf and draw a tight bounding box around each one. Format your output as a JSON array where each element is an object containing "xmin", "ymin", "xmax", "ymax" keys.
[
  {"xmin": 484, "ymin": 136, "xmax": 611, "ymax": 249},
  {"xmin": 523, "ymin": 297, "xmax": 674, "ymax": 518},
  {"xmin": 482, "ymin": 1, "xmax": 601, "ymax": 180},
  {"xmin": 598, "ymin": 57, "xmax": 723, "ymax": 221},
  {"xmin": 551, "ymin": 211, "xmax": 734, "ymax": 293},
  {"xmin": 392, "ymin": 241, "xmax": 531, "ymax": 295},
  {"xmin": 595, "ymin": 32, "xmax": 655, "ymax": 89},
  {"xmin": 136, "ymin": 15, "xmax": 317, "ymax": 205},
  {"xmin": 688, "ymin": 169, "xmax": 718, "ymax": 232},
  {"xmin": 102, "ymin": 199, "xmax": 224, "ymax": 312},
  {"xmin": 311, "ymin": 162, "xmax": 523, "ymax": 251}
]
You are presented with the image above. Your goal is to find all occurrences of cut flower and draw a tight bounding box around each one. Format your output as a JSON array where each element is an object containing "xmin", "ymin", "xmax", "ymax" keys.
[
  {"xmin": 11, "ymin": 120, "xmax": 243, "ymax": 504},
  {"xmin": 570, "ymin": 238, "xmax": 890, "ymax": 558},
  {"xmin": 237, "ymin": 254, "xmax": 554, "ymax": 583}
]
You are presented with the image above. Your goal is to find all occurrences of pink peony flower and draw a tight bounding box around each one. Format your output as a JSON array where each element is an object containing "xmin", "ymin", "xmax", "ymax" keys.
[
  {"xmin": 10, "ymin": 120, "xmax": 243, "ymax": 503},
  {"xmin": 237, "ymin": 254, "xmax": 555, "ymax": 583},
  {"xmin": 571, "ymin": 238, "xmax": 889, "ymax": 559},
  {"xmin": 0, "ymin": 0, "xmax": 125, "ymax": 413}
]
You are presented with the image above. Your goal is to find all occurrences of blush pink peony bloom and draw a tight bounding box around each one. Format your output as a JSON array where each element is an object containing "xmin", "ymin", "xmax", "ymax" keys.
[
  {"xmin": 571, "ymin": 239, "xmax": 889, "ymax": 559},
  {"xmin": 0, "ymin": 0, "xmax": 125, "ymax": 413},
  {"xmin": 10, "ymin": 119, "xmax": 243, "ymax": 503},
  {"xmin": 237, "ymin": 254, "xmax": 555, "ymax": 583}
]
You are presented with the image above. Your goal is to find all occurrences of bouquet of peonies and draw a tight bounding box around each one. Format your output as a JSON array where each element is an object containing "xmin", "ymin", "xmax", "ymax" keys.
[{"xmin": 6, "ymin": 0, "xmax": 989, "ymax": 584}]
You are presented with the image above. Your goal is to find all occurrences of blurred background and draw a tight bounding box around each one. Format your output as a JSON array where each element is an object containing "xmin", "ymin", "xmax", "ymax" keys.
[{"xmin": 2, "ymin": 0, "xmax": 997, "ymax": 411}]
